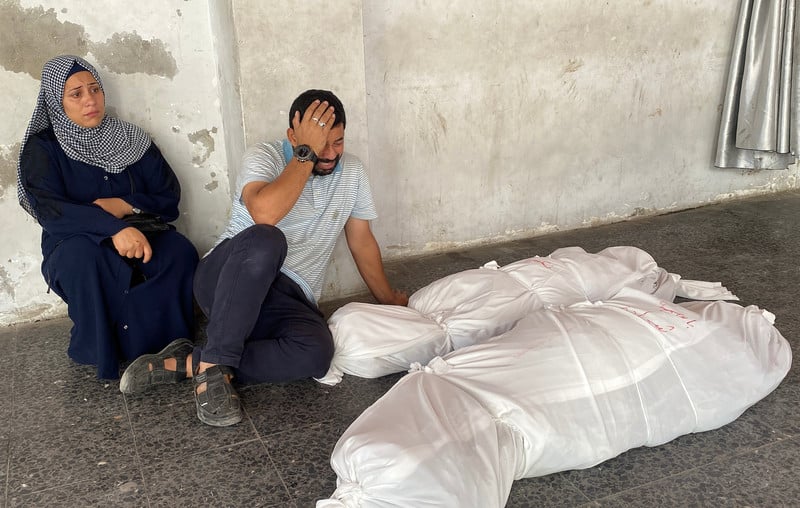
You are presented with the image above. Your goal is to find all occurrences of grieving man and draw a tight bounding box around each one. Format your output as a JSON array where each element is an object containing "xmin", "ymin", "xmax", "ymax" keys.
[{"xmin": 121, "ymin": 89, "xmax": 408, "ymax": 427}]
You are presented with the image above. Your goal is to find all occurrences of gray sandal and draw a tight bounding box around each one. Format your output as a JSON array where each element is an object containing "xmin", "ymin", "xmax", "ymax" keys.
[
  {"xmin": 193, "ymin": 365, "xmax": 242, "ymax": 427},
  {"xmin": 119, "ymin": 338, "xmax": 193, "ymax": 394}
]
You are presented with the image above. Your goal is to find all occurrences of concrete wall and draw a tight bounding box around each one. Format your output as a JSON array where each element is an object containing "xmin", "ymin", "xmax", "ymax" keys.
[
  {"xmin": 0, "ymin": 0, "xmax": 233, "ymax": 324},
  {"xmin": 1, "ymin": 0, "xmax": 798, "ymax": 324}
]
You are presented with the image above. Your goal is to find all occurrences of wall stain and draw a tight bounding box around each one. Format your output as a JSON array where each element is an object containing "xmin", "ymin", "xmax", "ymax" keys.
[
  {"xmin": 0, "ymin": 143, "xmax": 21, "ymax": 199},
  {"xmin": 0, "ymin": 0, "xmax": 177, "ymax": 80},
  {"xmin": 0, "ymin": 265, "xmax": 14, "ymax": 299},
  {"xmin": 435, "ymin": 110, "xmax": 448, "ymax": 134},
  {"xmin": 204, "ymin": 171, "xmax": 218, "ymax": 192},
  {"xmin": 558, "ymin": 59, "xmax": 584, "ymax": 102},
  {"xmin": 0, "ymin": 1, "xmax": 88, "ymax": 78},
  {"xmin": 412, "ymin": 96, "xmax": 449, "ymax": 155},
  {"xmin": 188, "ymin": 127, "xmax": 218, "ymax": 165},
  {"xmin": 91, "ymin": 32, "xmax": 177, "ymax": 78},
  {"xmin": 562, "ymin": 58, "xmax": 585, "ymax": 75}
]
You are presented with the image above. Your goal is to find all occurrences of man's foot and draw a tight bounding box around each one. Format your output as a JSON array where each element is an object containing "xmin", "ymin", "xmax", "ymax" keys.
[
  {"xmin": 194, "ymin": 365, "xmax": 242, "ymax": 427},
  {"xmin": 119, "ymin": 338, "xmax": 193, "ymax": 394}
]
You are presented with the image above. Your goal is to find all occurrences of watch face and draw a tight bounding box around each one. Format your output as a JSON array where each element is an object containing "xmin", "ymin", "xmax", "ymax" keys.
[{"xmin": 294, "ymin": 144, "xmax": 316, "ymax": 162}]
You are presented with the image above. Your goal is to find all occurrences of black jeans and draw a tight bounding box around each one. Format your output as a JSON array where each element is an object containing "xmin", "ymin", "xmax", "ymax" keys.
[{"xmin": 193, "ymin": 224, "xmax": 334, "ymax": 383}]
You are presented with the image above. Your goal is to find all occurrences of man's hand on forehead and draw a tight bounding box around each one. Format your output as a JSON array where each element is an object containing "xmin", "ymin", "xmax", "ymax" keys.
[{"xmin": 292, "ymin": 100, "xmax": 336, "ymax": 156}]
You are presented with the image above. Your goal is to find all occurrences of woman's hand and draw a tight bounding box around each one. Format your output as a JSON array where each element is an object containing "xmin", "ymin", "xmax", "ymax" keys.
[
  {"xmin": 112, "ymin": 227, "xmax": 152, "ymax": 263},
  {"xmin": 94, "ymin": 197, "xmax": 133, "ymax": 218}
]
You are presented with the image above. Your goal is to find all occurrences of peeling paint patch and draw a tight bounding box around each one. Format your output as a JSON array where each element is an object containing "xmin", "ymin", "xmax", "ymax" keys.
[
  {"xmin": 0, "ymin": 1, "xmax": 177, "ymax": 80},
  {"xmin": 0, "ymin": 143, "xmax": 21, "ymax": 199},
  {"xmin": 188, "ymin": 127, "xmax": 218, "ymax": 165},
  {"xmin": 205, "ymin": 170, "xmax": 219, "ymax": 191},
  {"xmin": 90, "ymin": 32, "xmax": 178, "ymax": 78},
  {"xmin": 0, "ymin": 265, "xmax": 14, "ymax": 299},
  {"xmin": 715, "ymin": 168, "xmax": 800, "ymax": 200},
  {"xmin": 0, "ymin": 302, "xmax": 64, "ymax": 326},
  {"xmin": 0, "ymin": 1, "xmax": 88, "ymax": 79}
]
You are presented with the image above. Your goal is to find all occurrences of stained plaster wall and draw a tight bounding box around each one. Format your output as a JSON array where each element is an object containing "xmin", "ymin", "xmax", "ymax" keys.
[
  {"xmin": 233, "ymin": 0, "xmax": 800, "ymax": 300},
  {"xmin": 360, "ymin": 0, "xmax": 755, "ymax": 245},
  {"xmin": 0, "ymin": 0, "xmax": 232, "ymax": 324},
  {"xmin": 2, "ymin": 0, "xmax": 799, "ymax": 325}
]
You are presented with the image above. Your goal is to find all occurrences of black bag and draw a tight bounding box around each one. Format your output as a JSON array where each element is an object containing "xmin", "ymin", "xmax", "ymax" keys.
[
  {"xmin": 122, "ymin": 171, "xmax": 171, "ymax": 232},
  {"xmin": 123, "ymin": 212, "xmax": 171, "ymax": 232}
]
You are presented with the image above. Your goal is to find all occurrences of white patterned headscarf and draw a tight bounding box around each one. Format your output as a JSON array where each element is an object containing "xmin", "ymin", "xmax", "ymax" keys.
[{"xmin": 17, "ymin": 55, "xmax": 152, "ymax": 217}]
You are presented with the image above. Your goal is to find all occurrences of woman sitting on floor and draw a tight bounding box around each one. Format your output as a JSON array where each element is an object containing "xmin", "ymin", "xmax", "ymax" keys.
[{"xmin": 16, "ymin": 54, "xmax": 199, "ymax": 380}]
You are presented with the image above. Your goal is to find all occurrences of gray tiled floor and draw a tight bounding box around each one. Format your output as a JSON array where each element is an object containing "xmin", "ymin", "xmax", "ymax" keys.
[{"xmin": 2, "ymin": 189, "xmax": 799, "ymax": 507}]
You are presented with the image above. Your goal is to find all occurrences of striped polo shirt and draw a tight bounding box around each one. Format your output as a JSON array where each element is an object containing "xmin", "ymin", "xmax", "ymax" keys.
[{"xmin": 211, "ymin": 139, "xmax": 378, "ymax": 303}]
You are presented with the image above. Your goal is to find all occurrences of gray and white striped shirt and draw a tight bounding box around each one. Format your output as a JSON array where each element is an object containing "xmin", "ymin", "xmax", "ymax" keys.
[{"xmin": 212, "ymin": 139, "xmax": 377, "ymax": 303}]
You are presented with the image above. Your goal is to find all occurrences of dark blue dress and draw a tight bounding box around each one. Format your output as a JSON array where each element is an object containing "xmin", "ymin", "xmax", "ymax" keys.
[{"xmin": 20, "ymin": 128, "xmax": 199, "ymax": 379}]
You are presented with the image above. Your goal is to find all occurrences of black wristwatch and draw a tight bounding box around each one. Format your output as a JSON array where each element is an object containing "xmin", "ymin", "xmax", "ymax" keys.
[{"xmin": 293, "ymin": 144, "xmax": 318, "ymax": 164}]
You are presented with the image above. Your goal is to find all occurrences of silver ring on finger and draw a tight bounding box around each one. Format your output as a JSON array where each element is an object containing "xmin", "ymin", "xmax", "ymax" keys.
[
  {"xmin": 319, "ymin": 121, "xmax": 326, "ymax": 127},
  {"xmin": 312, "ymin": 117, "xmax": 319, "ymax": 122}
]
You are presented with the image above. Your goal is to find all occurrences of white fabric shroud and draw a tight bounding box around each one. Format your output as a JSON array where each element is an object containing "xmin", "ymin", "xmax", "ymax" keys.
[
  {"xmin": 319, "ymin": 288, "xmax": 790, "ymax": 507},
  {"xmin": 316, "ymin": 373, "xmax": 522, "ymax": 508},
  {"xmin": 317, "ymin": 246, "xmax": 736, "ymax": 386}
]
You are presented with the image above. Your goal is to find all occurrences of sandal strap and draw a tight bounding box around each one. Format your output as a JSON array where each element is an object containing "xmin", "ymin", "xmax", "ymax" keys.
[
  {"xmin": 194, "ymin": 365, "xmax": 241, "ymax": 426},
  {"xmin": 173, "ymin": 345, "xmax": 191, "ymax": 378}
]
